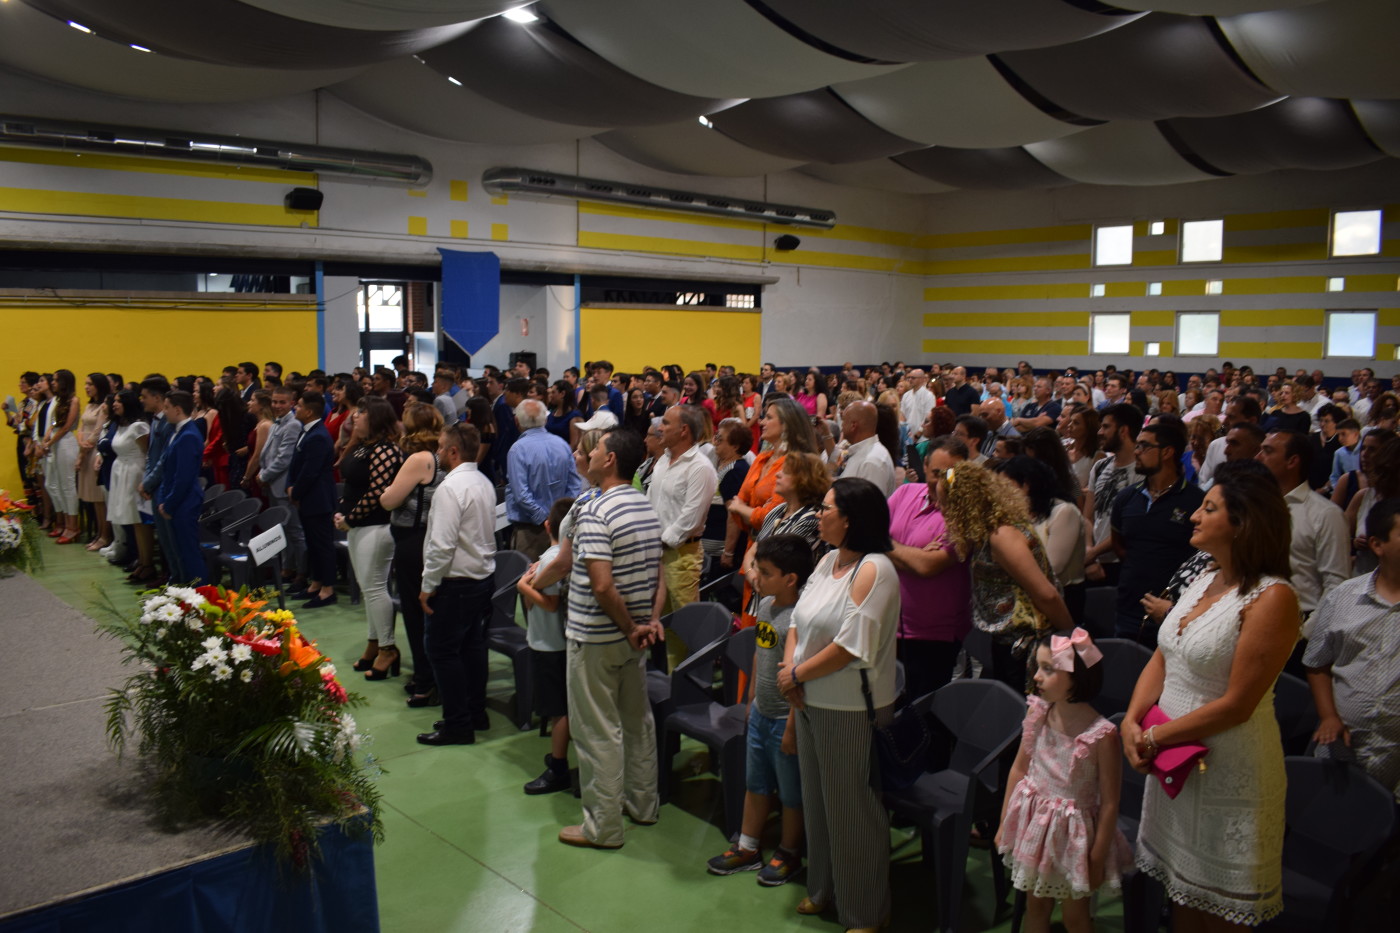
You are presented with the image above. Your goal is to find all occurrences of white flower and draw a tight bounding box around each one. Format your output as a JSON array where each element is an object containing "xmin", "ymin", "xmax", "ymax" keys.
[
  {"xmin": 185, "ymin": 617, "xmax": 203, "ymax": 632},
  {"xmin": 239, "ymin": 669, "xmax": 253, "ymax": 683},
  {"xmin": 213, "ymin": 663, "xmax": 233, "ymax": 682},
  {"xmin": 201, "ymin": 636, "xmax": 223, "ymax": 651},
  {"xmin": 156, "ymin": 604, "xmax": 184, "ymax": 623},
  {"xmin": 203, "ymin": 646, "xmax": 227, "ymax": 664},
  {"xmin": 229, "ymin": 644, "xmax": 252, "ymax": 663},
  {"xmin": 319, "ymin": 663, "xmax": 336, "ymax": 678},
  {"xmin": 154, "ymin": 627, "xmax": 168, "ymax": 639},
  {"xmin": 190, "ymin": 654, "xmax": 208, "ymax": 671},
  {"xmin": 166, "ymin": 587, "xmax": 204, "ymax": 607}
]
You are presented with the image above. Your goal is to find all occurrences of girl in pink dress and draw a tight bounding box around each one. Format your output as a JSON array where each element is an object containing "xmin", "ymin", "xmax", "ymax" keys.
[{"xmin": 995, "ymin": 629, "xmax": 1134, "ymax": 932}]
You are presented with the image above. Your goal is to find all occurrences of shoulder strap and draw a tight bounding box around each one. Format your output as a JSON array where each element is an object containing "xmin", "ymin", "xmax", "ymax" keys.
[{"xmin": 858, "ymin": 668, "xmax": 876, "ymax": 723}]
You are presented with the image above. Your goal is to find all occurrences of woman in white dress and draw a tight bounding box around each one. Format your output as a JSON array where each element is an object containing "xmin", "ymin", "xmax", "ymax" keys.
[
  {"xmin": 1123, "ymin": 464, "xmax": 1299, "ymax": 929},
  {"xmin": 106, "ymin": 390, "xmax": 155, "ymax": 582}
]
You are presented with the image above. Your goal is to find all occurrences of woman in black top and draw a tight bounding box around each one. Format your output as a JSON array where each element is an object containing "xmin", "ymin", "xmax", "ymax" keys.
[
  {"xmin": 1262, "ymin": 382, "xmax": 1311, "ymax": 434},
  {"xmin": 336, "ymin": 396, "xmax": 405, "ymax": 680},
  {"xmin": 380, "ymin": 403, "xmax": 448, "ymax": 705}
]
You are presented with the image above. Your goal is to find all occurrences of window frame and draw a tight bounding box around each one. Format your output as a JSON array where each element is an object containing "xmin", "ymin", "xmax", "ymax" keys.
[
  {"xmin": 1090, "ymin": 312, "xmax": 1132, "ymax": 356},
  {"xmin": 1094, "ymin": 224, "xmax": 1135, "ymax": 267},
  {"xmin": 1324, "ymin": 310, "xmax": 1377, "ymax": 359},
  {"xmin": 1330, "ymin": 209, "xmax": 1383, "ymax": 258},
  {"xmin": 1180, "ymin": 218, "xmax": 1224, "ymax": 263}
]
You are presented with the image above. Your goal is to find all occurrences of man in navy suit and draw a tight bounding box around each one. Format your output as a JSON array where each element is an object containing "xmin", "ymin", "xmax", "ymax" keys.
[
  {"xmin": 286, "ymin": 390, "xmax": 338, "ymax": 608},
  {"xmin": 156, "ymin": 390, "xmax": 208, "ymax": 586},
  {"xmin": 135, "ymin": 377, "xmax": 173, "ymax": 585}
]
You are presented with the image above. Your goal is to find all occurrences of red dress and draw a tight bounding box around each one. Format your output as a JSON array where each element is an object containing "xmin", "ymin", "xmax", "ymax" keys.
[{"xmin": 203, "ymin": 416, "xmax": 229, "ymax": 487}]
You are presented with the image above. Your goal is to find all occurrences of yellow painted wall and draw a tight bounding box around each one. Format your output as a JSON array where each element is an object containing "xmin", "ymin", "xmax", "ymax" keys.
[
  {"xmin": 0, "ymin": 293, "xmax": 319, "ymax": 495},
  {"xmin": 580, "ymin": 307, "xmax": 760, "ymax": 375}
]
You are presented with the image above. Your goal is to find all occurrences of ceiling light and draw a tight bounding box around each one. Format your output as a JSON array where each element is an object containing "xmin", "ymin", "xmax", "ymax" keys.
[
  {"xmin": 501, "ymin": 7, "xmax": 539, "ymax": 23},
  {"xmin": 68, "ymin": 21, "xmax": 92, "ymax": 33},
  {"xmin": 447, "ymin": 76, "xmax": 462, "ymax": 86},
  {"xmin": 697, "ymin": 115, "xmax": 713, "ymax": 128},
  {"xmin": 130, "ymin": 44, "xmax": 151, "ymax": 53}
]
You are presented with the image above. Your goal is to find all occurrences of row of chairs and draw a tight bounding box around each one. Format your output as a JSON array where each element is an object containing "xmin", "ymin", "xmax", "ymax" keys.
[{"xmin": 197, "ymin": 486, "xmax": 289, "ymax": 596}]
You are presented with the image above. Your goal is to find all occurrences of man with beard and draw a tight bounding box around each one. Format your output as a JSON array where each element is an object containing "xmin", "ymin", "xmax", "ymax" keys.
[
  {"xmin": 1110, "ymin": 415, "xmax": 1204, "ymax": 647},
  {"xmin": 1084, "ymin": 403, "xmax": 1143, "ymax": 588}
]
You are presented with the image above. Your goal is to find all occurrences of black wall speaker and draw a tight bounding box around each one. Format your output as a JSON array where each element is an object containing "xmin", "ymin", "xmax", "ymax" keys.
[
  {"xmin": 774, "ymin": 234, "xmax": 801, "ymax": 251},
  {"xmin": 285, "ymin": 187, "xmax": 324, "ymax": 211}
]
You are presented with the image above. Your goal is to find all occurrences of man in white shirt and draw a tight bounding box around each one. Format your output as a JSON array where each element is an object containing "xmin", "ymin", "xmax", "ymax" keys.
[
  {"xmin": 647, "ymin": 404, "xmax": 718, "ymax": 615},
  {"xmin": 899, "ymin": 369, "xmax": 936, "ymax": 431},
  {"xmin": 836, "ymin": 401, "xmax": 895, "ymax": 495},
  {"xmin": 417, "ymin": 423, "xmax": 498, "ymax": 746},
  {"xmin": 1256, "ymin": 430, "xmax": 1350, "ymax": 641},
  {"xmin": 1197, "ymin": 395, "xmax": 1262, "ymax": 490}
]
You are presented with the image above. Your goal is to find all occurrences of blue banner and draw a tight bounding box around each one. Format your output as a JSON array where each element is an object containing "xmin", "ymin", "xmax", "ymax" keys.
[{"xmin": 437, "ymin": 248, "xmax": 501, "ymax": 356}]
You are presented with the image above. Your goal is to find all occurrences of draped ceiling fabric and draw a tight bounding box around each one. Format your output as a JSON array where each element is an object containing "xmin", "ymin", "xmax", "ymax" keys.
[{"xmin": 0, "ymin": 0, "xmax": 1395, "ymax": 193}]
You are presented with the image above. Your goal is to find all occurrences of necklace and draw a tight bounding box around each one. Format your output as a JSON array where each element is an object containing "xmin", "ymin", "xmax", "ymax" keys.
[{"xmin": 834, "ymin": 552, "xmax": 861, "ymax": 574}]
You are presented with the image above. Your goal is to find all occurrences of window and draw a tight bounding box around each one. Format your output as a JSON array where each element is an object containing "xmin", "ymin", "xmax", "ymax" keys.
[
  {"xmin": 1144, "ymin": 342, "xmax": 1161, "ymax": 356},
  {"xmin": 1327, "ymin": 277, "xmax": 1345, "ymax": 292},
  {"xmin": 1090, "ymin": 283, "xmax": 1106, "ymax": 297},
  {"xmin": 1181, "ymin": 219, "xmax": 1223, "ymax": 262},
  {"xmin": 357, "ymin": 283, "xmax": 404, "ymax": 332},
  {"xmin": 724, "ymin": 293, "xmax": 755, "ymax": 308},
  {"xmin": 1149, "ymin": 220, "xmax": 1166, "ymax": 236},
  {"xmin": 1326, "ymin": 311, "xmax": 1376, "ymax": 358},
  {"xmin": 1331, "ymin": 210, "xmax": 1382, "ymax": 257},
  {"xmin": 1178, "ymin": 312, "xmax": 1219, "ymax": 356},
  {"xmin": 1094, "ymin": 225, "xmax": 1134, "ymax": 266},
  {"xmin": 1091, "ymin": 313, "xmax": 1131, "ymax": 355},
  {"xmin": 1205, "ymin": 280, "xmax": 1223, "ymax": 295},
  {"xmin": 1147, "ymin": 282, "xmax": 1162, "ymax": 296}
]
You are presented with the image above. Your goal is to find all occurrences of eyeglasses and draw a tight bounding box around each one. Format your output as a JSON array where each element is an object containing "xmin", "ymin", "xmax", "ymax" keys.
[
  {"xmin": 815, "ymin": 502, "xmax": 838, "ymax": 515},
  {"xmin": 1134, "ymin": 442, "xmax": 1163, "ymax": 451}
]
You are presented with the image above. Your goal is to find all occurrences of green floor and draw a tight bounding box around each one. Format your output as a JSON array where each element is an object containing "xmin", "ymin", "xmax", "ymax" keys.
[{"xmin": 31, "ymin": 534, "xmax": 1124, "ymax": 933}]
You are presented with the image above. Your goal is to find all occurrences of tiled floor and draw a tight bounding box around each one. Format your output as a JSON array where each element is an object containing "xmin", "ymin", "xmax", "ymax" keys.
[{"xmin": 31, "ymin": 533, "xmax": 1122, "ymax": 932}]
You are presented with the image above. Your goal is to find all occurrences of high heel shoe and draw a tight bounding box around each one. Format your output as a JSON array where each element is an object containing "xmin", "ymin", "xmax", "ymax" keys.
[
  {"xmin": 55, "ymin": 534, "xmax": 79, "ymax": 544},
  {"xmin": 365, "ymin": 648, "xmax": 401, "ymax": 680},
  {"xmin": 351, "ymin": 641, "xmax": 379, "ymax": 672},
  {"xmin": 47, "ymin": 528, "xmax": 64, "ymax": 538}
]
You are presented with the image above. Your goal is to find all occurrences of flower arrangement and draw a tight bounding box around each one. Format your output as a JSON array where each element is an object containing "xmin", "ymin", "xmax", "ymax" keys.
[
  {"xmin": 101, "ymin": 584, "xmax": 383, "ymax": 866},
  {"xmin": 0, "ymin": 489, "xmax": 42, "ymax": 576}
]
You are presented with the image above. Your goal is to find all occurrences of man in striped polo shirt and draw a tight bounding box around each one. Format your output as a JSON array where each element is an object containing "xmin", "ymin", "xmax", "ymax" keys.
[{"xmin": 559, "ymin": 428, "xmax": 667, "ymax": 850}]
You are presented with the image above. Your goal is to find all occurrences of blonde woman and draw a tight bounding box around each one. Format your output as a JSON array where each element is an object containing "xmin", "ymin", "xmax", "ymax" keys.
[{"xmin": 939, "ymin": 462, "xmax": 1071, "ymax": 691}]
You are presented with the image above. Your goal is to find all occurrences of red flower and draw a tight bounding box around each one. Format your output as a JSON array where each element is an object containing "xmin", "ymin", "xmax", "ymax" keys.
[
  {"xmin": 228, "ymin": 632, "xmax": 282, "ymax": 656},
  {"xmin": 322, "ymin": 673, "xmax": 348, "ymax": 705}
]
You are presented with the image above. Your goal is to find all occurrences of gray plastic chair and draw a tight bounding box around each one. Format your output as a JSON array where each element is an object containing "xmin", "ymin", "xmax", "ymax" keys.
[
  {"xmin": 647, "ymin": 602, "xmax": 733, "ymax": 763},
  {"xmin": 1273, "ymin": 672, "xmax": 1319, "ymax": 757},
  {"xmin": 483, "ymin": 550, "xmax": 533, "ymax": 729},
  {"xmin": 884, "ymin": 679, "xmax": 1027, "ymax": 933},
  {"xmin": 200, "ymin": 497, "xmax": 261, "ymax": 583},
  {"xmin": 219, "ymin": 505, "xmax": 287, "ymax": 590},
  {"xmin": 1091, "ymin": 638, "xmax": 1155, "ymax": 719},
  {"xmin": 661, "ymin": 626, "xmax": 755, "ymax": 838},
  {"xmin": 1081, "ymin": 585, "xmax": 1118, "ymax": 640},
  {"xmin": 1259, "ymin": 757, "xmax": 1396, "ymax": 932}
]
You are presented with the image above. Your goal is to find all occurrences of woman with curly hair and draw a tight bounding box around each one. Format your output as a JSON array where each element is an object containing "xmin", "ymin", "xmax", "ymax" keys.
[
  {"xmin": 939, "ymin": 461, "xmax": 1072, "ymax": 691},
  {"xmin": 40, "ymin": 369, "xmax": 82, "ymax": 543},
  {"xmin": 381, "ymin": 403, "xmax": 448, "ymax": 707}
]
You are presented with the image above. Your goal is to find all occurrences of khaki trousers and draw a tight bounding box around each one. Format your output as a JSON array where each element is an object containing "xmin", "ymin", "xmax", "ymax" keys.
[
  {"xmin": 661, "ymin": 540, "xmax": 702, "ymax": 617},
  {"xmin": 566, "ymin": 637, "xmax": 659, "ymax": 846}
]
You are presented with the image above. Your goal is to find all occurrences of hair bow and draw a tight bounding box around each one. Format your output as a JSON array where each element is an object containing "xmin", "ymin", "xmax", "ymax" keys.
[{"xmin": 1050, "ymin": 628, "xmax": 1103, "ymax": 672}]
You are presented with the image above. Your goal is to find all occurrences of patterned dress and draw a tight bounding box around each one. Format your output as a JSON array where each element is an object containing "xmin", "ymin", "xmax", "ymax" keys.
[
  {"xmin": 1137, "ymin": 571, "xmax": 1295, "ymax": 926},
  {"xmin": 1000, "ymin": 696, "xmax": 1135, "ymax": 899}
]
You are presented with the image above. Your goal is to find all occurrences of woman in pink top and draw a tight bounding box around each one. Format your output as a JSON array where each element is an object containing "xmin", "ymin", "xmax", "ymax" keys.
[
  {"xmin": 884, "ymin": 438, "xmax": 972, "ymax": 701},
  {"xmin": 794, "ymin": 370, "xmax": 829, "ymax": 419}
]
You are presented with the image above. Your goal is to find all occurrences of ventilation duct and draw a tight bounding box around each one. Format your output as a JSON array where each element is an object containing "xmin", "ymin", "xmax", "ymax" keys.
[
  {"xmin": 482, "ymin": 167, "xmax": 836, "ymax": 229},
  {"xmin": 0, "ymin": 115, "xmax": 432, "ymax": 185}
]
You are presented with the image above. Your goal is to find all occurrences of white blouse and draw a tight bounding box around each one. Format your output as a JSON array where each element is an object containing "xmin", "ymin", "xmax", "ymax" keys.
[{"xmin": 792, "ymin": 551, "xmax": 900, "ymax": 711}]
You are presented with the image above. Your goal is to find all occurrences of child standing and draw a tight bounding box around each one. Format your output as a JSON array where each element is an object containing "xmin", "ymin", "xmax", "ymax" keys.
[
  {"xmin": 1305, "ymin": 497, "xmax": 1400, "ymax": 798},
  {"xmin": 706, "ymin": 533, "xmax": 813, "ymax": 885},
  {"xmin": 517, "ymin": 496, "xmax": 575, "ymax": 795},
  {"xmin": 996, "ymin": 628, "xmax": 1134, "ymax": 933}
]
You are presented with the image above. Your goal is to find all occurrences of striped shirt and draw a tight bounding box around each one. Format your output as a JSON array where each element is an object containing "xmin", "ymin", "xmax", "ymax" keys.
[{"xmin": 566, "ymin": 485, "xmax": 664, "ymax": 645}]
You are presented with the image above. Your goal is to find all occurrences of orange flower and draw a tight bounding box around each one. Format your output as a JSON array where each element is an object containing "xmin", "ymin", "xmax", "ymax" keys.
[{"xmin": 285, "ymin": 634, "xmax": 322, "ymax": 671}]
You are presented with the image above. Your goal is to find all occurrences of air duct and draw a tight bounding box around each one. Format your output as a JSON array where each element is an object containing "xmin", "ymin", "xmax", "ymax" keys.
[
  {"xmin": 482, "ymin": 167, "xmax": 836, "ymax": 229},
  {"xmin": 0, "ymin": 115, "xmax": 432, "ymax": 186}
]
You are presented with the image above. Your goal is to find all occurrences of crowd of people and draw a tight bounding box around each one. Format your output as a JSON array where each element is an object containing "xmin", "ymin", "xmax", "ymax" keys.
[{"xmin": 8, "ymin": 352, "xmax": 1400, "ymax": 932}]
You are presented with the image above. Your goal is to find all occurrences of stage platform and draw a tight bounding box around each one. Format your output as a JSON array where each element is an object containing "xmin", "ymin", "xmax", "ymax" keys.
[{"xmin": 0, "ymin": 571, "xmax": 376, "ymax": 932}]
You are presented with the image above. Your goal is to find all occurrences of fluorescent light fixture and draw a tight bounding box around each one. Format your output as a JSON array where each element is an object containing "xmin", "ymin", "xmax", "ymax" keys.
[
  {"xmin": 130, "ymin": 44, "xmax": 151, "ymax": 52},
  {"xmin": 697, "ymin": 115, "xmax": 713, "ymax": 128},
  {"xmin": 68, "ymin": 21, "xmax": 92, "ymax": 33},
  {"xmin": 447, "ymin": 76, "xmax": 462, "ymax": 86},
  {"xmin": 501, "ymin": 7, "xmax": 539, "ymax": 23}
]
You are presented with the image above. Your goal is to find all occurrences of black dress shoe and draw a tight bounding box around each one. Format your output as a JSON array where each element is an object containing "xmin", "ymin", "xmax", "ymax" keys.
[
  {"xmin": 524, "ymin": 760, "xmax": 572, "ymax": 796},
  {"xmin": 416, "ymin": 730, "xmax": 474, "ymax": 746},
  {"xmin": 301, "ymin": 593, "xmax": 338, "ymax": 609},
  {"xmin": 406, "ymin": 688, "xmax": 440, "ymax": 708}
]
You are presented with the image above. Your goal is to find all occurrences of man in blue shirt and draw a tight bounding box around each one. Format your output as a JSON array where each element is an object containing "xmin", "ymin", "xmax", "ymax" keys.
[
  {"xmin": 1011, "ymin": 376, "xmax": 1063, "ymax": 434},
  {"xmin": 507, "ymin": 398, "xmax": 584, "ymax": 559}
]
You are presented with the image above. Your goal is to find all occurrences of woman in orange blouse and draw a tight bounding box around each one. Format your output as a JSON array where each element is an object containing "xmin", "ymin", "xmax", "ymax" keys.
[{"xmin": 725, "ymin": 396, "xmax": 821, "ymax": 624}]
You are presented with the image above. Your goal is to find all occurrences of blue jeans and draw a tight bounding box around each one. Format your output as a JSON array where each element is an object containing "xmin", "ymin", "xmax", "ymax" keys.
[
  {"xmin": 746, "ymin": 708, "xmax": 802, "ymax": 809},
  {"xmin": 426, "ymin": 577, "xmax": 493, "ymax": 734}
]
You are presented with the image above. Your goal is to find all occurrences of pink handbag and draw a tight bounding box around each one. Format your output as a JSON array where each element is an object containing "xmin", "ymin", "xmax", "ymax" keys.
[{"xmin": 1141, "ymin": 705, "xmax": 1209, "ymax": 799}]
